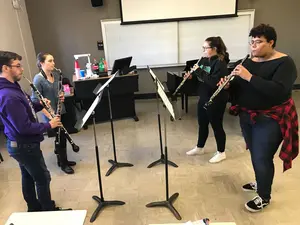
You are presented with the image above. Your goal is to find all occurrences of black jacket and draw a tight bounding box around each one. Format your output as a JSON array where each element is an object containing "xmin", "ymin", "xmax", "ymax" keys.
[{"xmin": 191, "ymin": 55, "xmax": 229, "ymax": 104}]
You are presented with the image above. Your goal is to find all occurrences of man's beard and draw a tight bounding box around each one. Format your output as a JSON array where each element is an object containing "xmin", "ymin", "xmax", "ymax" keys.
[{"xmin": 13, "ymin": 75, "xmax": 22, "ymax": 82}]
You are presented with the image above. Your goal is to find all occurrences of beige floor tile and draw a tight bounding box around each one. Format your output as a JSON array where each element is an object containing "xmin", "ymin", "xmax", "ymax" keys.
[{"xmin": 1, "ymin": 91, "xmax": 300, "ymax": 225}]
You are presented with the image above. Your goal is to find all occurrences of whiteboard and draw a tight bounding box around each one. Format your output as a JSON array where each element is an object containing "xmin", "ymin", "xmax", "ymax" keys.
[
  {"xmin": 101, "ymin": 20, "xmax": 178, "ymax": 69},
  {"xmin": 179, "ymin": 10, "xmax": 255, "ymax": 63},
  {"xmin": 120, "ymin": 0, "xmax": 237, "ymax": 24},
  {"xmin": 101, "ymin": 9, "xmax": 255, "ymax": 69}
]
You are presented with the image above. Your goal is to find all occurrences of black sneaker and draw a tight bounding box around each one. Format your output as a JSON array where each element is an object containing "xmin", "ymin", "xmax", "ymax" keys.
[
  {"xmin": 27, "ymin": 207, "xmax": 42, "ymax": 212},
  {"xmin": 245, "ymin": 196, "xmax": 269, "ymax": 212},
  {"xmin": 242, "ymin": 182, "xmax": 257, "ymax": 192},
  {"xmin": 54, "ymin": 207, "xmax": 72, "ymax": 211}
]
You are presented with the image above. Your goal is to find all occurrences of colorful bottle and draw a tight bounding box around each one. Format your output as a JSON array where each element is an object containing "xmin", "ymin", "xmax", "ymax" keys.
[
  {"xmin": 93, "ymin": 58, "xmax": 99, "ymax": 75},
  {"xmin": 103, "ymin": 58, "xmax": 108, "ymax": 72},
  {"xmin": 74, "ymin": 60, "xmax": 80, "ymax": 79},
  {"xmin": 98, "ymin": 58, "xmax": 104, "ymax": 73}
]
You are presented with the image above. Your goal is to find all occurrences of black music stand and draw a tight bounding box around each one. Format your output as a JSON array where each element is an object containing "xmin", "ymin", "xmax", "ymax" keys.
[
  {"xmin": 75, "ymin": 72, "xmax": 125, "ymax": 223},
  {"xmin": 147, "ymin": 67, "xmax": 178, "ymax": 169},
  {"xmin": 93, "ymin": 72, "xmax": 133, "ymax": 176},
  {"xmin": 146, "ymin": 67, "xmax": 181, "ymax": 220},
  {"xmin": 104, "ymin": 87, "xmax": 134, "ymax": 177}
]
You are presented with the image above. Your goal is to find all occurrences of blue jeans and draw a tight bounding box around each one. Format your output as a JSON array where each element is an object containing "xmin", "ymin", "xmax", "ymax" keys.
[
  {"xmin": 239, "ymin": 112, "xmax": 282, "ymax": 201},
  {"xmin": 6, "ymin": 140, "xmax": 55, "ymax": 211}
]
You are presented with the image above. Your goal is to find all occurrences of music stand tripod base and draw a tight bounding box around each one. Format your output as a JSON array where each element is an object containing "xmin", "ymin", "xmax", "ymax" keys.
[
  {"xmin": 90, "ymin": 196, "xmax": 125, "ymax": 223},
  {"xmin": 106, "ymin": 160, "xmax": 134, "ymax": 176},
  {"xmin": 146, "ymin": 192, "xmax": 181, "ymax": 220},
  {"xmin": 147, "ymin": 154, "xmax": 178, "ymax": 168}
]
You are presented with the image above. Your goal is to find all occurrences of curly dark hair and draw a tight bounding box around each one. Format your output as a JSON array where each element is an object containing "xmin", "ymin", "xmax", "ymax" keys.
[
  {"xmin": 0, "ymin": 51, "xmax": 22, "ymax": 73},
  {"xmin": 249, "ymin": 24, "xmax": 277, "ymax": 48}
]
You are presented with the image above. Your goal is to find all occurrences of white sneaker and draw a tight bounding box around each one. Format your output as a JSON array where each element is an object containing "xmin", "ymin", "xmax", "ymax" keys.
[
  {"xmin": 186, "ymin": 147, "xmax": 204, "ymax": 156},
  {"xmin": 209, "ymin": 151, "xmax": 226, "ymax": 163}
]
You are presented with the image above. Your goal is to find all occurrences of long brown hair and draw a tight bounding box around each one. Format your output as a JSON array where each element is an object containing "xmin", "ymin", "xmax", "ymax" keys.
[
  {"xmin": 36, "ymin": 52, "xmax": 51, "ymax": 70},
  {"xmin": 205, "ymin": 36, "xmax": 229, "ymax": 63},
  {"xmin": 36, "ymin": 52, "xmax": 53, "ymax": 79}
]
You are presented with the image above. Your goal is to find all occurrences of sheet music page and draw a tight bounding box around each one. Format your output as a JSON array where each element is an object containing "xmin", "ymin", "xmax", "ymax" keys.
[{"xmin": 149, "ymin": 68, "xmax": 175, "ymax": 120}]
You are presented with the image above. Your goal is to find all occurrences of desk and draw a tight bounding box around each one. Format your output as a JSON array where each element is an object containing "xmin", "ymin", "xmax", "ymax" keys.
[
  {"xmin": 5, "ymin": 210, "xmax": 87, "ymax": 225},
  {"xmin": 73, "ymin": 74, "xmax": 139, "ymax": 124}
]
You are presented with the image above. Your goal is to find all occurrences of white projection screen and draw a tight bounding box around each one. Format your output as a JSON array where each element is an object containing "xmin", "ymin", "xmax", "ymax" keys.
[{"xmin": 120, "ymin": 0, "xmax": 237, "ymax": 24}]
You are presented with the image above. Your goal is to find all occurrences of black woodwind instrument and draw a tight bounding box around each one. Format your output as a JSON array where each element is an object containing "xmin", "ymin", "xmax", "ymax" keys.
[
  {"xmin": 204, "ymin": 54, "xmax": 250, "ymax": 109},
  {"xmin": 54, "ymin": 67, "xmax": 63, "ymax": 150},
  {"xmin": 24, "ymin": 75, "xmax": 80, "ymax": 152},
  {"xmin": 172, "ymin": 58, "xmax": 201, "ymax": 96}
]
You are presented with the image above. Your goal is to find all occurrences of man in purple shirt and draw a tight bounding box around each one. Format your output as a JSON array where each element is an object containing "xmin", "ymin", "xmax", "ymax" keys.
[{"xmin": 0, "ymin": 51, "xmax": 68, "ymax": 211}]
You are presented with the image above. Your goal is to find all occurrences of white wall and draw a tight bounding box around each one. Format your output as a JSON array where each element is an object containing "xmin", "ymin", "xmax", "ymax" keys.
[{"xmin": 0, "ymin": 0, "xmax": 37, "ymax": 92}]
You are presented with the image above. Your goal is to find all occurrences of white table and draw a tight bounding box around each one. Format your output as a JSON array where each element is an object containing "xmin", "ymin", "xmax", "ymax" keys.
[
  {"xmin": 5, "ymin": 210, "xmax": 87, "ymax": 225},
  {"xmin": 150, "ymin": 223, "xmax": 236, "ymax": 225}
]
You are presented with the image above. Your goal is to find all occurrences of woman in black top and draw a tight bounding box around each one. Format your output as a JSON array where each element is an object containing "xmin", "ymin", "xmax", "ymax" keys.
[
  {"xmin": 186, "ymin": 36, "xmax": 229, "ymax": 163},
  {"xmin": 220, "ymin": 24, "xmax": 298, "ymax": 212}
]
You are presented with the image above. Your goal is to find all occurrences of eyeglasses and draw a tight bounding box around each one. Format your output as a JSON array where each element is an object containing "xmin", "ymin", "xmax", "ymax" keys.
[
  {"xmin": 249, "ymin": 40, "xmax": 266, "ymax": 46},
  {"xmin": 202, "ymin": 46, "xmax": 212, "ymax": 50},
  {"xmin": 8, "ymin": 64, "xmax": 23, "ymax": 68}
]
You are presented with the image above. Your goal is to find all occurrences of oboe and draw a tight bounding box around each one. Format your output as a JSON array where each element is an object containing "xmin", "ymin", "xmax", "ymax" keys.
[
  {"xmin": 204, "ymin": 54, "xmax": 250, "ymax": 109},
  {"xmin": 172, "ymin": 58, "xmax": 201, "ymax": 96},
  {"xmin": 23, "ymin": 75, "xmax": 80, "ymax": 153}
]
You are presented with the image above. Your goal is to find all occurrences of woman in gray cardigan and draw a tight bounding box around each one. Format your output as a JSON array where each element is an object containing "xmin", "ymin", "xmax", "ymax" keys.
[{"xmin": 31, "ymin": 52, "xmax": 76, "ymax": 174}]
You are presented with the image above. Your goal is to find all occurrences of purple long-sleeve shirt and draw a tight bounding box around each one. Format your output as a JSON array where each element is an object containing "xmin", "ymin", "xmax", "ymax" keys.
[{"xmin": 0, "ymin": 77, "xmax": 51, "ymax": 143}]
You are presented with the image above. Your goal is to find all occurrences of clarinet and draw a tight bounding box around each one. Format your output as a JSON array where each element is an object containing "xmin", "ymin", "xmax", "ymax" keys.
[
  {"xmin": 54, "ymin": 68, "xmax": 62, "ymax": 150},
  {"xmin": 172, "ymin": 58, "xmax": 201, "ymax": 96},
  {"xmin": 23, "ymin": 75, "xmax": 80, "ymax": 153},
  {"xmin": 203, "ymin": 54, "xmax": 250, "ymax": 109}
]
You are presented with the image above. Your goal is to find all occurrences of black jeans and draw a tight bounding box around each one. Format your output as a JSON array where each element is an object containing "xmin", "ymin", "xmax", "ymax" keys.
[
  {"xmin": 44, "ymin": 115, "xmax": 69, "ymax": 165},
  {"xmin": 239, "ymin": 112, "xmax": 282, "ymax": 201},
  {"xmin": 197, "ymin": 98, "xmax": 227, "ymax": 152},
  {"xmin": 6, "ymin": 140, "xmax": 55, "ymax": 211}
]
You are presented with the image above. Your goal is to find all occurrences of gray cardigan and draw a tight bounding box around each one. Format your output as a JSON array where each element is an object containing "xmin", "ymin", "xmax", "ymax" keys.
[{"xmin": 31, "ymin": 71, "xmax": 66, "ymax": 115}]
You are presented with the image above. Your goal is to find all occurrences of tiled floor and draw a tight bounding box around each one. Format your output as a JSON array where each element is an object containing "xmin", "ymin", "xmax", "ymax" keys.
[{"xmin": 1, "ymin": 92, "xmax": 300, "ymax": 225}]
